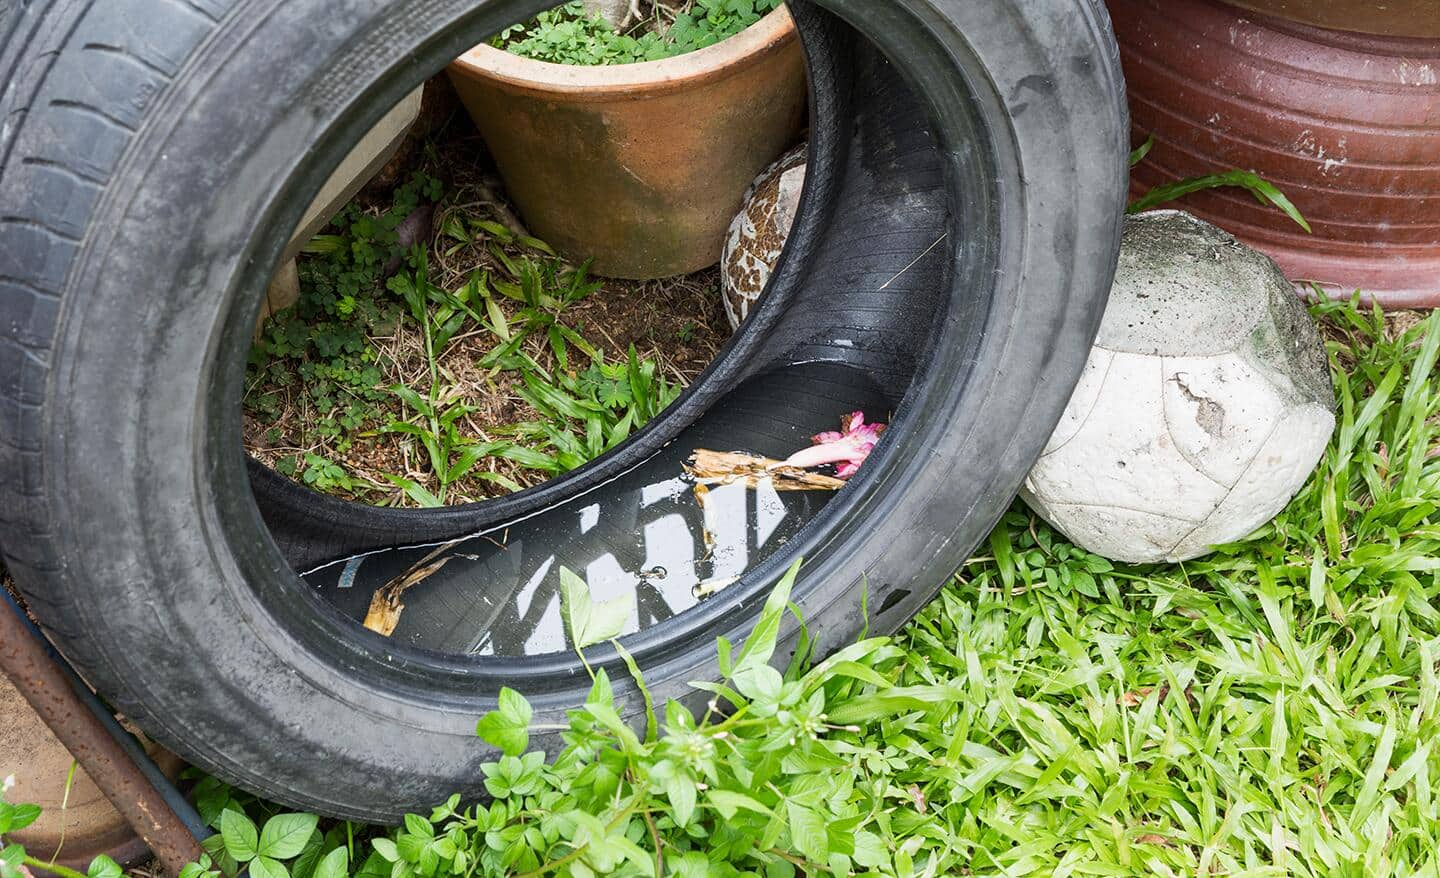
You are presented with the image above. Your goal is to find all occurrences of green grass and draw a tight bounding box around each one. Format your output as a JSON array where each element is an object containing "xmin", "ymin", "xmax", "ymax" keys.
[
  {"xmin": 7, "ymin": 302, "xmax": 1438, "ymax": 878},
  {"xmin": 1127, "ymin": 136, "xmax": 1312, "ymax": 233},
  {"xmin": 882, "ymin": 301, "xmax": 1440, "ymax": 875}
]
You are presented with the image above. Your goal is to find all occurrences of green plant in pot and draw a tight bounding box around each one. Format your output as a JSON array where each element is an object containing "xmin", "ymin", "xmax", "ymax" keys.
[
  {"xmin": 498, "ymin": 0, "xmax": 782, "ymax": 64},
  {"xmin": 446, "ymin": 0, "xmax": 806, "ymax": 280}
]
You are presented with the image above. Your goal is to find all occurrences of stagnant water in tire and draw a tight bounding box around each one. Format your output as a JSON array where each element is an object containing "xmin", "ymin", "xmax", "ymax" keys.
[{"xmin": 302, "ymin": 362, "xmax": 893, "ymax": 656}]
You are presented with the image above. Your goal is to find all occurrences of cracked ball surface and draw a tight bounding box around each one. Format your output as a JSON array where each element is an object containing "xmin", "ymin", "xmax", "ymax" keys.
[{"xmin": 1021, "ymin": 210, "xmax": 1335, "ymax": 564}]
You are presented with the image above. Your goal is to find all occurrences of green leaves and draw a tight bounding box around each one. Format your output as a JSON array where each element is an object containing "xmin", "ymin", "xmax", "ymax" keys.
[
  {"xmin": 731, "ymin": 558, "xmax": 800, "ymax": 694},
  {"xmin": 218, "ymin": 810, "xmax": 317, "ymax": 875},
  {"xmin": 258, "ymin": 814, "xmax": 320, "ymax": 860},
  {"xmin": 376, "ymin": 222, "xmax": 670, "ymax": 503},
  {"xmin": 246, "ymin": 172, "xmax": 437, "ymax": 470},
  {"xmin": 0, "ymin": 801, "xmax": 40, "ymax": 835},
  {"xmin": 1127, "ymin": 168, "xmax": 1312, "ymax": 232},
  {"xmin": 381, "ymin": 474, "xmax": 443, "ymax": 509},
  {"xmin": 480, "ymin": 752, "xmax": 547, "ymax": 799},
  {"xmin": 654, "ymin": 762, "xmax": 699, "ymax": 827},
  {"xmin": 785, "ymin": 801, "xmax": 828, "ymax": 865},
  {"xmin": 1129, "ymin": 134, "xmax": 1155, "ymax": 167},
  {"xmin": 0, "ymin": 844, "xmax": 28, "ymax": 878},
  {"xmin": 313, "ymin": 847, "xmax": 348, "ymax": 878},
  {"xmin": 447, "ymin": 307, "xmax": 1440, "ymax": 876},
  {"xmin": 86, "ymin": 856, "xmax": 122, "ymax": 878},
  {"xmin": 500, "ymin": 0, "xmax": 781, "ymax": 65},
  {"xmin": 220, "ymin": 809, "xmax": 259, "ymax": 861},
  {"xmin": 476, "ymin": 687, "xmax": 533, "ymax": 757},
  {"xmin": 422, "ymin": 557, "xmax": 918, "ymax": 874},
  {"xmin": 248, "ymin": 161, "xmax": 633, "ymax": 510},
  {"xmin": 559, "ymin": 565, "xmax": 635, "ymax": 650},
  {"xmin": 369, "ymin": 839, "xmax": 398, "ymax": 863},
  {"xmin": 27, "ymin": 302, "xmax": 1440, "ymax": 878},
  {"xmin": 248, "ymin": 856, "xmax": 289, "ymax": 878},
  {"xmin": 669, "ymin": 0, "xmax": 779, "ymax": 55},
  {"xmin": 1127, "ymin": 135, "xmax": 1311, "ymax": 231},
  {"xmin": 250, "ymin": 153, "xmax": 676, "ymax": 509}
]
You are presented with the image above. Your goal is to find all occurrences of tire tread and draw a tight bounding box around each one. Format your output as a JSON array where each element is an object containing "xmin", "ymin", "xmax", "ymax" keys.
[{"xmin": 0, "ymin": 0, "xmax": 229, "ymax": 758}]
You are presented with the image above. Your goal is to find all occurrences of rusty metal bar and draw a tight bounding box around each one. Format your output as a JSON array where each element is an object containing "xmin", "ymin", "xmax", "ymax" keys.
[{"xmin": 1, "ymin": 589, "xmax": 207, "ymax": 877}]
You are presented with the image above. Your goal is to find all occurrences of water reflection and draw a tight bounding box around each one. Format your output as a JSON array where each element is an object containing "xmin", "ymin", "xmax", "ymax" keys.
[{"xmin": 304, "ymin": 364, "xmax": 891, "ymax": 657}]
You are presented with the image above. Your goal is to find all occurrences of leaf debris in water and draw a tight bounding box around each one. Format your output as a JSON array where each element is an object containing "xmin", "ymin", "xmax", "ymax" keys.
[
  {"xmin": 363, "ymin": 540, "xmax": 479, "ymax": 636},
  {"xmin": 685, "ymin": 449, "xmax": 847, "ymax": 492}
]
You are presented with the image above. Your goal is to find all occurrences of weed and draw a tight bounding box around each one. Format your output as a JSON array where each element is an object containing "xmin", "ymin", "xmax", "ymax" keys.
[
  {"xmin": 106, "ymin": 304, "xmax": 1440, "ymax": 875},
  {"xmin": 497, "ymin": 0, "xmax": 781, "ymax": 66},
  {"xmin": 301, "ymin": 453, "xmax": 363, "ymax": 496},
  {"xmin": 245, "ymin": 173, "xmax": 443, "ymax": 461},
  {"xmin": 1128, "ymin": 134, "xmax": 1311, "ymax": 231},
  {"xmin": 244, "ymin": 161, "xmax": 699, "ymax": 507},
  {"xmin": 668, "ymin": 0, "xmax": 779, "ymax": 54},
  {"xmin": 373, "ymin": 217, "xmax": 677, "ymax": 501}
]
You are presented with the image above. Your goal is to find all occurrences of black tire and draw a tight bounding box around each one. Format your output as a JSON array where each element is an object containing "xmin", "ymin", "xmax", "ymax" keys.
[{"xmin": 0, "ymin": 0, "xmax": 1126, "ymax": 820}]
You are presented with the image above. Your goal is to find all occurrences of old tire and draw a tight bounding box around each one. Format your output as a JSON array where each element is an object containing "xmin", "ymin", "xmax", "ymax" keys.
[{"xmin": 0, "ymin": 0, "xmax": 1126, "ymax": 819}]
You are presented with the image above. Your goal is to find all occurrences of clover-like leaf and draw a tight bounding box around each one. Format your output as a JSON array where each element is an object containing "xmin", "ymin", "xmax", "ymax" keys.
[
  {"xmin": 219, "ymin": 809, "xmax": 259, "ymax": 862},
  {"xmin": 476, "ymin": 687, "xmax": 533, "ymax": 757}
]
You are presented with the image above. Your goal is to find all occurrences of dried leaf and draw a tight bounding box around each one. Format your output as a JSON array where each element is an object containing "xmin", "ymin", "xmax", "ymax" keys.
[
  {"xmin": 908, "ymin": 784, "xmax": 928, "ymax": 814},
  {"xmin": 363, "ymin": 541, "xmax": 474, "ymax": 636}
]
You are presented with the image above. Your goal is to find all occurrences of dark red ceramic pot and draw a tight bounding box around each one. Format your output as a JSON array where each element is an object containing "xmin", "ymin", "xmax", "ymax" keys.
[
  {"xmin": 1220, "ymin": 0, "xmax": 1440, "ymax": 39},
  {"xmin": 1109, "ymin": 0, "xmax": 1440, "ymax": 308}
]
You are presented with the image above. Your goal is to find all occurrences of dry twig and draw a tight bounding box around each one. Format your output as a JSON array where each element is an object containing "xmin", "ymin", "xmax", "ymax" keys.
[
  {"xmin": 685, "ymin": 449, "xmax": 847, "ymax": 492},
  {"xmin": 363, "ymin": 541, "xmax": 479, "ymax": 636}
]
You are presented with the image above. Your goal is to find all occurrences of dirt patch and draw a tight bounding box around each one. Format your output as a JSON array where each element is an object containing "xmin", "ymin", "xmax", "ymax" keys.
[{"xmin": 1385, "ymin": 308, "xmax": 1427, "ymax": 342}]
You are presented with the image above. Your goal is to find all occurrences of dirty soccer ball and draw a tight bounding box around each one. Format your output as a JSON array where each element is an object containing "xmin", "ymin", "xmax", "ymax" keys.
[
  {"xmin": 721, "ymin": 143, "xmax": 808, "ymax": 329},
  {"xmin": 1021, "ymin": 210, "xmax": 1336, "ymax": 564}
]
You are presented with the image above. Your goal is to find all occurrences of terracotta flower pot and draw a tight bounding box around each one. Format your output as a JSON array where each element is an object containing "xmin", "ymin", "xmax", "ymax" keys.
[
  {"xmin": 1109, "ymin": 0, "xmax": 1440, "ymax": 307},
  {"xmin": 446, "ymin": 8, "xmax": 807, "ymax": 280}
]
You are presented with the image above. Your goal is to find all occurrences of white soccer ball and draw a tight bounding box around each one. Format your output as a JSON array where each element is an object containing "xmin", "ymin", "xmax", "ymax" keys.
[{"xmin": 1021, "ymin": 210, "xmax": 1336, "ymax": 564}]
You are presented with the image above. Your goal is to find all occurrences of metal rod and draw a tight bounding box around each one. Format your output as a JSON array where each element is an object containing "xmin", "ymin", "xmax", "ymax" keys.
[{"xmin": 0, "ymin": 588, "xmax": 207, "ymax": 876}]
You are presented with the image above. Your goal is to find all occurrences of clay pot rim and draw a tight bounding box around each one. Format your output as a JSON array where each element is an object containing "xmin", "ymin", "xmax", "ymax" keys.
[{"xmin": 449, "ymin": 6, "xmax": 796, "ymax": 99}]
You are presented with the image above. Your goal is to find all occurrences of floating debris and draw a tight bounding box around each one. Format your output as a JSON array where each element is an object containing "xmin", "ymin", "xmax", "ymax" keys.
[
  {"xmin": 685, "ymin": 449, "xmax": 848, "ymax": 492},
  {"xmin": 693, "ymin": 575, "xmax": 742, "ymax": 600},
  {"xmin": 363, "ymin": 541, "xmax": 479, "ymax": 636},
  {"xmin": 781, "ymin": 411, "xmax": 887, "ymax": 479}
]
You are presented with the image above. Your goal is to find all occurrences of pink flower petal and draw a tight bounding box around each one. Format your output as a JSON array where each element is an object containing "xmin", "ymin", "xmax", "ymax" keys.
[
  {"xmin": 781, "ymin": 411, "xmax": 888, "ymax": 480},
  {"xmin": 782, "ymin": 442, "xmax": 861, "ymax": 470}
]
